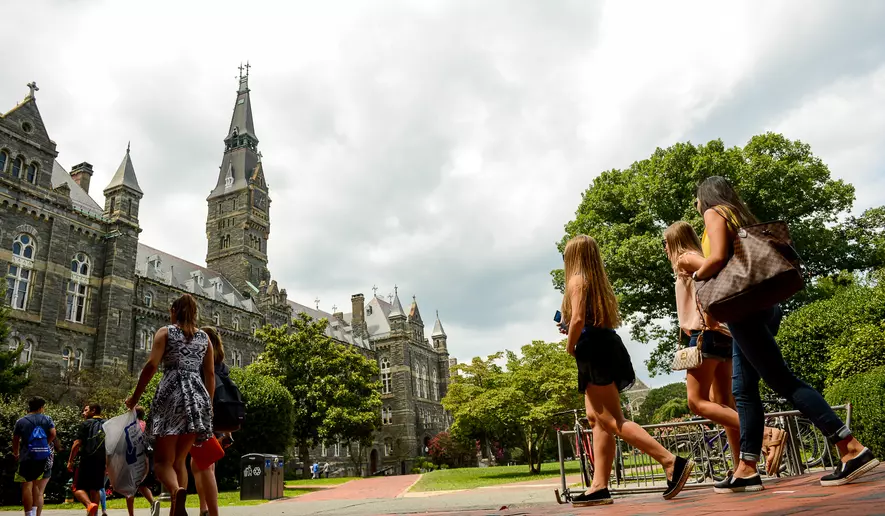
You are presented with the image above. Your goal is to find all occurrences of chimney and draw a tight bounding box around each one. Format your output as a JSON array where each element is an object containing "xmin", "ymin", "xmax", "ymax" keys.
[
  {"xmin": 351, "ymin": 293, "xmax": 365, "ymax": 327},
  {"xmin": 70, "ymin": 162, "xmax": 94, "ymax": 194}
]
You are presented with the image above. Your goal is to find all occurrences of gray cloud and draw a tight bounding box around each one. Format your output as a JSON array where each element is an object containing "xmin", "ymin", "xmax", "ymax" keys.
[{"xmin": 2, "ymin": 0, "xmax": 884, "ymax": 386}]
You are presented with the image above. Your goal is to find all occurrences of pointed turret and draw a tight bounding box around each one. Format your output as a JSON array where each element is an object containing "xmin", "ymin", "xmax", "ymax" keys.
[
  {"xmin": 432, "ymin": 310, "xmax": 448, "ymax": 351},
  {"xmin": 103, "ymin": 144, "xmax": 143, "ymax": 225},
  {"xmin": 105, "ymin": 143, "xmax": 143, "ymax": 195},
  {"xmin": 408, "ymin": 295, "xmax": 423, "ymax": 323},
  {"xmin": 388, "ymin": 288, "xmax": 406, "ymax": 319},
  {"xmin": 0, "ymin": 81, "xmax": 58, "ymax": 189},
  {"xmin": 208, "ymin": 63, "xmax": 260, "ymax": 200}
]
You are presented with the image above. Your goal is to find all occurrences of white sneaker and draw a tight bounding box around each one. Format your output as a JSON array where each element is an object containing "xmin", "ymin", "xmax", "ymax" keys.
[{"xmin": 150, "ymin": 500, "xmax": 161, "ymax": 516}]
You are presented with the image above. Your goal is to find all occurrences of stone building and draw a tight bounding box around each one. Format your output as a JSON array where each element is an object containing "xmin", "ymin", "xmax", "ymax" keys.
[{"xmin": 1, "ymin": 73, "xmax": 451, "ymax": 475}]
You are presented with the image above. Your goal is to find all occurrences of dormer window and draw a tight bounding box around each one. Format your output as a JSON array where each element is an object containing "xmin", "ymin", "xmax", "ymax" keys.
[{"xmin": 367, "ymin": 306, "xmax": 373, "ymax": 316}]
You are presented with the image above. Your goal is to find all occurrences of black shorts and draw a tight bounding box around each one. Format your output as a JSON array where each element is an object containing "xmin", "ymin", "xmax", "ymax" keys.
[
  {"xmin": 74, "ymin": 457, "xmax": 106, "ymax": 492},
  {"xmin": 15, "ymin": 459, "xmax": 48, "ymax": 482},
  {"xmin": 688, "ymin": 330, "xmax": 733, "ymax": 361}
]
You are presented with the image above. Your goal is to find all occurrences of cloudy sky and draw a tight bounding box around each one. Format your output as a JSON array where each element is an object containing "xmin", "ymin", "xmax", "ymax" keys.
[{"xmin": 2, "ymin": 0, "xmax": 884, "ymax": 387}]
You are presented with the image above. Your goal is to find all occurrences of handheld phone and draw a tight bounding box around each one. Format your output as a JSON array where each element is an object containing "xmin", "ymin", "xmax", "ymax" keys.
[{"xmin": 554, "ymin": 310, "xmax": 562, "ymax": 323}]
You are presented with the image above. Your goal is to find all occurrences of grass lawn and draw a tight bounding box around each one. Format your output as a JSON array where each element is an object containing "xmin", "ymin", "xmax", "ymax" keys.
[
  {"xmin": 410, "ymin": 461, "xmax": 583, "ymax": 492},
  {"xmin": 285, "ymin": 476, "xmax": 359, "ymax": 487},
  {"xmin": 0, "ymin": 489, "xmax": 309, "ymax": 512}
]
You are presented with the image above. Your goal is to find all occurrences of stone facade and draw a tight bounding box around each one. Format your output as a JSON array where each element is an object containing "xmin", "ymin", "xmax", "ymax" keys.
[{"xmin": 1, "ymin": 75, "xmax": 452, "ymax": 475}]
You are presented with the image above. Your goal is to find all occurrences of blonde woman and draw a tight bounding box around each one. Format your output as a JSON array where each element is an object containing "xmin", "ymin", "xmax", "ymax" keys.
[
  {"xmin": 665, "ymin": 221, "xmax": 780, "ymax": 472},
  {"xmin": 561, "ymin": 235, "xmax": 694, "ymax": 507}
]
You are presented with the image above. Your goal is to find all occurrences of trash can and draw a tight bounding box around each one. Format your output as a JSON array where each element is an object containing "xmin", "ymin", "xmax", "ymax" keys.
[{"xmin": 240, "ymin": 453, "xmax": 285, "ymax": 501}]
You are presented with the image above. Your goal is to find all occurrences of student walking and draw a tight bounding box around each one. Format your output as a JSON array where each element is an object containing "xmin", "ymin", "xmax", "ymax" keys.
[
  {"xmin": 126, "ymin": 293, "xmax": 215, "ymax": 516},
  {"xmin": 67, "ymin": 404, "xmax": 106, "ymax": 516},
  {"xmin": 12, "ymin": 397, "xmax": 56, "ymax": 516},
  {"xmin": 664, "ymin": 221, "xmax": 786, "ymax": 472},
  {"xmin": 691, "ymin": 176, "xmax": 879, "ymax": 493},
  {"xmin": 560, "ymin": 235, "xmax": 694, "ymax": 507},
  {"xmin": 125, "ymin": 406, "xmax": 161, "ymax": 516}
]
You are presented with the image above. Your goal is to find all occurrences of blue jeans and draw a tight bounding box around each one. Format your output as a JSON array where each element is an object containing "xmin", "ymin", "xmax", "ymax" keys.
[{"xmin": 728, "ymin": 306, "xmax": 851, "ymax": 462}]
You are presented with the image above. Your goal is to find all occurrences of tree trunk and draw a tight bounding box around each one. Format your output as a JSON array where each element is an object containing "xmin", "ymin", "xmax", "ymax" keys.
[{"xmin": 299, "ymin": 444, "xmax": 311, "ymax": 479}]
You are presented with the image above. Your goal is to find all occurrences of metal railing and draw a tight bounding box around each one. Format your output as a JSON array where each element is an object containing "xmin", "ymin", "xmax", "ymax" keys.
[{"xmin": 555, "ymin": 404, "xmax": 848, "ymax": 498}]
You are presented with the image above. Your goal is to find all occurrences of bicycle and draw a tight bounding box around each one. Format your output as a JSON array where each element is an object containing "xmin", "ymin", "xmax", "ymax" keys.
[{"xmin": 553, "ymin": 408, "xmax": 595, "ymax": 504}]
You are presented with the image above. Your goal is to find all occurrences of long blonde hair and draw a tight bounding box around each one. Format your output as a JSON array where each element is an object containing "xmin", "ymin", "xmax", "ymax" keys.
[
  {"xmin": 560, "ymin": 235, "xmax": 620, "ymax": 329},
  {"xmin": 664, "ymin": 221, "xmax": 703, "ymax": 273}
]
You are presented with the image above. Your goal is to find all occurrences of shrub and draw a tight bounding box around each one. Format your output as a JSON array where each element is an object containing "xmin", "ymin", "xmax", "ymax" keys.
[
  {"xmin": 825, "ymin": 366, "xmax": 885, "ymax": 460},
  {"xmin": 778, "ymin": 283, "xmax": 885, "ymax": 392},
  {"xmin": 827, "ymin": 323, "xmax": 885, "ymax": 385},
  {"xmin": 214, "ymin": 366, "xmax": 295, "ymax": 489}
]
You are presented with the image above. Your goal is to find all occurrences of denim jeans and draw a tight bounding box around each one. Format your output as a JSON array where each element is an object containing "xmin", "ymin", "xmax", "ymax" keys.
[{"xmin": 728, "ymin": 306, "xmax": 851, "ymax": 462}]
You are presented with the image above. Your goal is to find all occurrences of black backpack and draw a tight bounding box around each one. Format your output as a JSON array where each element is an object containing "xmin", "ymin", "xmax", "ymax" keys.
[
  {"xmin": 81, "ymin": 418, "xmax": 106, "ymax": 457},
  {"xmin": 213, "ymin": 372, "xmax": 245, "ymax": 433}
]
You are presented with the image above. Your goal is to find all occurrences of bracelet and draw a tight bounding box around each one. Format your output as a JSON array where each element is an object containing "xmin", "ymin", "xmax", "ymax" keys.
[{"xmin": 692, "ymin": 271, "xmax": 699, "ymax": 281}]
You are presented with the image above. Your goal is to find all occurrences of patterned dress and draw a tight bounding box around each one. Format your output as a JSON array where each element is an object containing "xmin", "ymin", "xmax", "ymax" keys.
[{"xmin": 148, "ymin": 325, "xmax": 213, "ymax": 439}]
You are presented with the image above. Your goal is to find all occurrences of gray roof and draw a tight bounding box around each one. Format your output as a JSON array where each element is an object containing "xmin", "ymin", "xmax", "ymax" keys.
[
  {"xmin": 364, "ymin": 296, "xmax": 393, "ymax": 337},
  {"xmin": 51, "ymin": 160, "xmax": 104, "ymax": 216},
  {"xmin": 229, "ymin": 77, "xmax": 256, "ymax": 139},
  {"xmin": 208, "ymin": 76, "xmax": 260, "ymax": 200},
  {"xmin": 136, "ymin": 243, "xmax": 257, "ymax": 313},
  {"xmin": 287, "ymin": 300, "xmax": 372, "ymax": 350},
  {"xmin": 431, "ymin": 312, "xmax": 447, "ymax": 338},
  {"xmin": 105, "ymin": 147, "xmax": 143, "ymax": 195},
  {"xmin": 388, "ymin": 292, "xmax": 406, "ymax": 318}
]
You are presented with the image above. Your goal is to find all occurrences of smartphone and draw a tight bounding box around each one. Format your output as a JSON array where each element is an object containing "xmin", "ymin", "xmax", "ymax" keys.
[{"xmin": 554, "ymin": 310, "xmax": 562, "ymax": 323}]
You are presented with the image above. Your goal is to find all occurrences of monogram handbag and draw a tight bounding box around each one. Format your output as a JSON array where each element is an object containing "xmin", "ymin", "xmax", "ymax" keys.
[
  {"xmin": 671, "ymin": 331, "xmax": 703, "ymax": 371},
  {"xmin": 695, "ymin": 212, "xmax": 804, "ymax": 323}
]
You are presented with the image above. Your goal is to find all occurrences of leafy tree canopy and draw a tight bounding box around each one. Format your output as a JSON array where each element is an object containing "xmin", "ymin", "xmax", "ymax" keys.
[
  {"xmin": 553, "ymin": 133, "xmax": 885, "ymax": 376},
  {"xmin": 251, "ymin": 313, "xmax": 382, "ymax": 478},
  {"xmin": 634, "ymin": 382, "xmax": 686, "ymax": 425}
]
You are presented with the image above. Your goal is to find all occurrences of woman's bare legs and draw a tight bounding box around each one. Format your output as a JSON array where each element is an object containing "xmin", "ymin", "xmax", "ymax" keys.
[
  {"xmin": 586, "ymin": 383, "xmax": 677, "ymax": 480},
  {"xmin": 153, "ymin": 436, "xmax": 181, "ymax": 495},
  {"xmin": 582, "ymin": 396, "xmax": 617, "ymax": 493},
  {"xmin": 191, "ymin": 457, "xmax": 219, "ymax": 516},
  {"xmin": 687, "ymin": 358, "xmax": 741, "ymax": 466}
]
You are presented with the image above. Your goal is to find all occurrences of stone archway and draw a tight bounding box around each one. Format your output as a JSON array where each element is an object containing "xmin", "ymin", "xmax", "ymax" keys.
[{"xmin": 370, "ymin": 448, "xmax": 379, "ymax": 475}]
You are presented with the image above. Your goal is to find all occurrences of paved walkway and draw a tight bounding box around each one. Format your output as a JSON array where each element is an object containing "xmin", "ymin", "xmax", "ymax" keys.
[
  {"xmin": 2, "ymin": 467, "xmax": 881, "ymax": 515},
  {"xmin": 289, "ymin": 474, "xmax": 419, "ymax": 501}
]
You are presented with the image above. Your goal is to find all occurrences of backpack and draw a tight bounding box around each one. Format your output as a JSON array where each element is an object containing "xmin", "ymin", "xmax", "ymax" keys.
[
  {"xmin": 82, "ymin": 418, "xmax": 106, "ymax": 457},
  {"xmin": 25, "ymin": 415, "xmax": 50, "ymax": 461},
  {"xmin": 213, "ymin": 372, "xmax": 245, "ymax": 433}
]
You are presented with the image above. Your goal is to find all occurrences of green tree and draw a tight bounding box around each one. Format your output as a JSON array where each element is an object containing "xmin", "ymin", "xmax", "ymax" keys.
[
  {"xmin": 215, "ymin": 366, "xmax": 295, "ymax": 489},
  {"xmin": 652, "ymin": 398, "xmax": 691, "ymax": 424},
  {"xmin": 634, "ymin": 382, "xmax": 686, "ymax": 425},
  {"xmin": 251, "ymin": 313, "xmax": 382, "ymax": 479},
  {"xmin": 553, "ymin": 134, "xmax": 885, "ymax": 376},
  {"xmin": 443, "ymin": 341, "xmax": 582, "ymax": 474},
  {"xmin": 0, "ymin": 306, "xmax": 29, "ymax": 398}
]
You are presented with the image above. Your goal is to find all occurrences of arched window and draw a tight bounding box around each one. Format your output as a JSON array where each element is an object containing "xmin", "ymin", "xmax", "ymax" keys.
[
  {"xmin": 66, "ymin": 253, "xmax": 90, "ymax": 324},
  {"xmin": 141, "ymin": 329, "xmax": 153, "ymax": 351},
  {"xmin": 382, "ymin": 407, "xmax": 392, "ymax": 425},
  {"xmin": 26, "ymin": 162, "xmax": 38, "ymax": 183},
  {"xmin": 251, "ymin": 321, "xmax": 258, "ymax": 335},
  {"xmin": 213, "ymin": 313, "xmax": 220, "ymax": 325},
  {"xmin": 233, "ymin": 317, "xmax": 240, "ymax": 331},
  {"xmin": 250, "ymin": 353, "xmax": 256, "ymax": 365},
  {"xmin": 421, "ymin": 365, "xmax": 428, "ymax": 399},
  {"xmin": 62, "ymin": 347, "xmax": 72, "ymax": 372},
  {"xmin": 0, "ymin": 150, "xmax": 8, "ymax": 172},
  {"xmin": 414, "ymin": 365, "xmax": 421, "ymax": 397},
  {"xmin": 380, "ymin": 356, "xmax": 391, "ymax": 394},
  {"xmin": 143, "ymin": 291, "xmax": 153, "ymax": 308},
  {"xmin": 11, "ymin": 157, "xmax": 23, "ymax": 178},
  {"xmin": 233, "ymin": 350, "xmax": 242, "ymax": 368},
  {"xmin": 7, "ymin": 234, "xmax": 36, "ymax": 310},
  {"xmin": 74, "ymin": 349, "xmax": 84, "ymax": 370},
  {"xmin": 431, "ymin": 368, "xmax": 439, "ymax": 401},
  {"xmin": 8, "ymin": 337, "xmax": 33, "ymax": 366}
]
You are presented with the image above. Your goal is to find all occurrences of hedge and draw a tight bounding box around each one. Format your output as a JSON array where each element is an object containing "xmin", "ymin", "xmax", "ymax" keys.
[{"xmin": 825, "ymin": 366, "xmax": 885, "ymax": 460}]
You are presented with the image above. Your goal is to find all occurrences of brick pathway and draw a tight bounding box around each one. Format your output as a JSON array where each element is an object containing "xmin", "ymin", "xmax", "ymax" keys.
[
  {"xmin": 287, "ymin": 474, "xmax": 421, "ymax": 501},
  {"xmin": 409, "ymin": 467, "xmax": 885, "ymax": 516}
]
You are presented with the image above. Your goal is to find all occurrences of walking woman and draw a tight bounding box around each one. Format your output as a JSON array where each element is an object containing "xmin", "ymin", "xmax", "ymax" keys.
[
  {"xmin": 126, "ymin": 294, "xmax": 215, "ymax": 516},
  {"xmin": 691, "ymin": 176, "xmax": 879, "ymax": 493},
  {"xmin": 191, "ymin": 326, "xmax": 230, "ymax": 516},
  {"xmin": 561, "ymin": 235, "xmax": 694, "ymax": 507},
  {"xmin": 664, "ymin": 222, "xmax": 788, "ymax": 474}
]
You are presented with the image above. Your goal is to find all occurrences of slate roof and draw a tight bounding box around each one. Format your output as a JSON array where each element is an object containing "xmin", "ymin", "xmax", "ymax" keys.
[
  {"xmin": 136, "ymin": 243, "xmax": 257, "ymax": 313},
  {"xmin": 431, "ymin": 313, "xmax": 447, "ymax": 338},
  {"xmin": 51, "ymin": 160, "xmax": 104, "ymax": 216},
  {"xmin": 104, "ymin": 147, "xmax": 143, "ymax": 195},
  {"xmin": 287, "ymin": 300, "xmax": 372, "ymax": 350}
]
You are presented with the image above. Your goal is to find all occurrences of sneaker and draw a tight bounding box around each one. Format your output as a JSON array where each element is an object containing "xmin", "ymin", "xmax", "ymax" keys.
[
  {"xmin": 151, "ymin": 500, "xmax": 162, "ymax": 516},
  {"xmin": 86, "ymin": 503, "xmax": 98, "ymax": 516},
  {"xmin": 820, "ymin": 447, "xmax": 880, "ymax": 486},
  {"xmin": 571, "ymin": 487, "xmax": 613, "ymax": 506},
  {"xmin": 714, "ymin": 472, "xmax": 764, "ymax": 493},
  {"xmin": 662, "ymin": 456, "xmax": 694, "ymax": 500},
  {"xmin": 762, "ymin": 427, "xmax": 787, "ymax": 478}
]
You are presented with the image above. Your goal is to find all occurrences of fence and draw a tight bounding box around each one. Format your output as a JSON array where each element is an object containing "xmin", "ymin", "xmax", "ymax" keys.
[{"xmin": 555, "ymin": 404, "xmax": 849, "ymax": 497}]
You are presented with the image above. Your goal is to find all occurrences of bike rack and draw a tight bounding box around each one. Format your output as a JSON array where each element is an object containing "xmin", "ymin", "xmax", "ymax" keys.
[{"xmin": 553, "ymin": 404, "xmax": 848, "ymax": 502}]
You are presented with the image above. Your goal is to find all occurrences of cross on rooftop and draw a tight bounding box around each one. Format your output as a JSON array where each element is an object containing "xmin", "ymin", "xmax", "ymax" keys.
[
  {"xmin": 371, "ymin": 285, "xmax": 378, "ymax": 297},
  {"xmin": 332, "ymin": 304, "xmax": 337, "ymax": 312},
  {"xmin": 314, "ymin": 297, "xmax": 320, "ymax": 310},
  {"xmin": 27, "ymin": 81, "xmax": 39, "ymax": 98}
]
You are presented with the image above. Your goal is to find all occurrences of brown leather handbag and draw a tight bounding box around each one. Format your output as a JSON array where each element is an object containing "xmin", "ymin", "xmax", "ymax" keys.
[{"xmin": 695, "ymin": 216, "xmax": 804, "ymax": 323}]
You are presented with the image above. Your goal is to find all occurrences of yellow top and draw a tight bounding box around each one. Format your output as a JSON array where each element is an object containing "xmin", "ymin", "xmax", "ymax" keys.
[{"xmin": 701, "ymin": 205, "xmax": 738, "ymax": 257}]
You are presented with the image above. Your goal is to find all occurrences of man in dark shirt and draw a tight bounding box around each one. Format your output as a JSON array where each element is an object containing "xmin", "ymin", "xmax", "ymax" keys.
[
  {"xmin": 67, "ymin": 404, "xmax": 106, "ymax": 516},
  {"xmin": 12, "ymin": 397, "xmax": 56, "ymax": 516}
]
